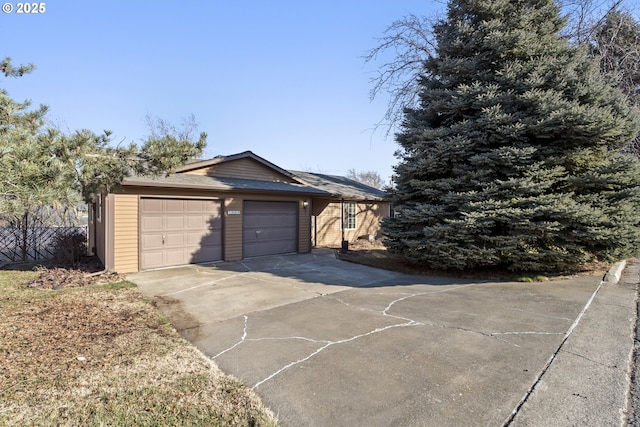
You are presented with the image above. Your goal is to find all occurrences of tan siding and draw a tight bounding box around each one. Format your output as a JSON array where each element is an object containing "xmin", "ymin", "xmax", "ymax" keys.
[
  {"xmin": 314, "ymin": 201, "xmax": 390, "ymax": 247},
  {"xmin": 184, "ymin": 167, "xmax": 209, "ymax": 176},
  {"xmin": 315, "ymin": 203, "xmax": 342, "ymax": 247},
  {"xmin": 184, "ymin": 158, "xmax": 296, "ymax": 182},
  {"xmin": 298, "ymin": 201, "xmax": 311, "ymax": 253},
  {"xmin": 112, "ymin": 194, "xmax": 139, "ymax": 273},
  {"xmin": 224, "ymin": 198, "xmax": 243, "ymax": 261}
]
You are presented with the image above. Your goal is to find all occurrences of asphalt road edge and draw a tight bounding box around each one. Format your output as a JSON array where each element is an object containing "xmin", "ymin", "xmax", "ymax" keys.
[{"xmin": 623, "ymin": 259, "xmax": 640, "ymax": 426}]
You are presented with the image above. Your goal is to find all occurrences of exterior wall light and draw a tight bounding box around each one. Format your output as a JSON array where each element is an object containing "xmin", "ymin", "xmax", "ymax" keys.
[{"xmin": 303, "ymin": 200, "xmax": 309, "ymax": 209}]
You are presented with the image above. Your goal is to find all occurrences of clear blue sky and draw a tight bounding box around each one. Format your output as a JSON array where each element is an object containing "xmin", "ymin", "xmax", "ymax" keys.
[{"xmin": 1, "ymin": 1, "xmax": 445, "ymax": 183}]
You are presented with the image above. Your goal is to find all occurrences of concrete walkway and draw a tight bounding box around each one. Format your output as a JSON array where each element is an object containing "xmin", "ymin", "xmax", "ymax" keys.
[{"xmin": 128, "ymin": 250, "xmax": 637, "ymax": 426}]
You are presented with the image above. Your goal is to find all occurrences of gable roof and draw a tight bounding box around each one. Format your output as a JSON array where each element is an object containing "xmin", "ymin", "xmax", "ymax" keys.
[
  {"xmin": 290, "ymin": 171, "xmax": 388, "ymax": 201},
  {"xmin": 122, "ymin": 151, "xmax": 388, "ymax": 201},
  {"xmin": 178, "ymin": 150, "xmax": 297, "ymax": 181}
]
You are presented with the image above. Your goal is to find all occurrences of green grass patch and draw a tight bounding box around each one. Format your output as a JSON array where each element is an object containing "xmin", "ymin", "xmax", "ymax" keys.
[{"xmin": 514, "ymin": 275, "xmax": 549, "ymax": 283}]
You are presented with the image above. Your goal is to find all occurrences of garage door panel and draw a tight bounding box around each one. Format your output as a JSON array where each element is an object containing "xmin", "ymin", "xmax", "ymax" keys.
[
  {"xmin": 141, "ymin": 198, "xmax": 163, "ymax": 213},
  {"xmin": 271, "ymin": 214, "xmax": 297, "ymax": 227},
  {"xmin": 202, "ymin": 200, "xmax": 220, "ymax": 212},
  {"xmin": 186, "ymin": 231, "xmax": 208, "ymax": 245},
  {"xmin": 191, "ymin": 245, "xmax": 222, "ymax": 264},
  {"xmin": 141, "ymin": 252, "xmax": 164, "ymax": 270},
  {"xmin": 243, "ymin": 201, "xmax": 298, "ymax": 258},
  {"xmin": 247, "ymin": 233, "xmax": 297, "ymax": 247},
  {"xmin": 198, "ymin": 231, "xmax": 222, "ymax": 245},
  {"xmin": 185, "ymin": 215, "xmax": 205, "ymax": 229},
  {"xmin": 183, "ymin": 199, "xmax": 199, "ymax": 210},
  {"xmin": 247, "ymin": 227, "xmax": 297, "ymax": 241},
  {"xmin": 209, "ymin": 218, "xmax": 222, "ymax": 230},
  {"xmin": 164, "ymin": 199, "xmax": 184, "ymax": 212},
  {"xmin": 258, "ymin": 238, "xmax": 296, "ymax": 252},
  {"xmin": 140, "ymin": 234, "xmax": 163, "ymax": 250},
  {"xmin": 141, "ymin": 216, "xmax": 163, "ymax": 232},
  {"xmin": 245, "ymin": 215, "xmax": 296, "ymax": 228},
  {"xmin": 140, "ymin": 198, "xmax": 223, "ymax": 270},
  {"xmin": 243, "ymin": 241, "xmax": 296, "ymax": 258},
  {"xmin": 165, "ymin": 215, "xmax": 185, "ymax": 230},
  {"xmin": 163, "ymin": 232, "xmax": 185, "ymax": 248},
  {"xmin": 164, "ymin": 249, "xmax": 185, "ymax": 265},
  {"xmin": 184, "ymin": 215, "xmax": 221, "ymax": 231}
]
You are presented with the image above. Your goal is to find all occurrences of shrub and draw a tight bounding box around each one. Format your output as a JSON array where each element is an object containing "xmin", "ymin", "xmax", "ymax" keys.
[{"xmin": 51, "ymin": 230, "xmax": 87, "ymax": 267}]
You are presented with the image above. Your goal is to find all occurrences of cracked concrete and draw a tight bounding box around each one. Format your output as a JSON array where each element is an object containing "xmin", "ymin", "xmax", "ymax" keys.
[{"xmin": 129, "ymin": 250, "xmax": 635, "ymax": 426}]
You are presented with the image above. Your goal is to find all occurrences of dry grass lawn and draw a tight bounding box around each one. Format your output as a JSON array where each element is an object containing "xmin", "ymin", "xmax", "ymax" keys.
[{"xmin": 0, "ymin": 269, "xmax": 277, "ymax": 426}]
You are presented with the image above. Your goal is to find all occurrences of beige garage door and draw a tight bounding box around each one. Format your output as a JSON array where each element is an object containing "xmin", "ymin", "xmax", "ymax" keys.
[
  {"xmin": 140, "ymin": 198, "xmax": 222, "ymax": 270},
  {"xmin": 243, "ymin": 201, "xmax": 298, "ymax": 258}
]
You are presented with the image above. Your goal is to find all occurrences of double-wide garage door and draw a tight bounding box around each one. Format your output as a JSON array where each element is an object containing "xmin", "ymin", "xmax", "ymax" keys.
[
  {"xmin": 243, "ymin": 201, "xmax": 298, "ymax": 258},
  {"xmin": 140, "ymin": 198, "xmax": 222, "ymax": 270}
]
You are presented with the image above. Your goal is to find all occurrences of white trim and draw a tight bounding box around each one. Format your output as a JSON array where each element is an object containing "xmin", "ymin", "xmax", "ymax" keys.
[
  {"xmin": 96, "ymin": 193, "xmax": 102, "ymax": 222},
  {"xmin": 342, "ymin": 201, "xmax": 357, "ymax": 230}
]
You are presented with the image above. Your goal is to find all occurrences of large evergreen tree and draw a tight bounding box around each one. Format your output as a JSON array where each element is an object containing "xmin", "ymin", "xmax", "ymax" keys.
[{"xmin": 383, "ymin": 0, "xmax": 640, "ymax": 272}]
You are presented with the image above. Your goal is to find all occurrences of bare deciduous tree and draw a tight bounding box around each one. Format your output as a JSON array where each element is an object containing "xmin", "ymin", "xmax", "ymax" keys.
[
  {"xmin": 591, "ymin": 9, "xmax": 640, "ymax": 106},
  {"xmin": 364, "ymin": 0, "xmax": 638, "ymax": 137},
  {"xmin": 558, "ymin": 0, "xmax": 624, "ymax": 43},
  {"xmin": 145, "ymin": 113, "xmax": 201, "ymax": 142},
  {"xmin": 346, "ymin": 169, "xmax": 385, "ymax": 189},
  {"xmin": 363, "ymin": 14, "xmax": 439, "ymax": 137}
]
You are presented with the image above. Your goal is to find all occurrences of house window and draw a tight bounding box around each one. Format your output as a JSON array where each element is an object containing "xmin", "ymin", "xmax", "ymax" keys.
[
  {"xmin": 343, "ymin": 202, "xmax": 356, "ymax": 230},
  {"xmin": 96, "ymin": 193, "xmax": 102, "ymax": 222}
]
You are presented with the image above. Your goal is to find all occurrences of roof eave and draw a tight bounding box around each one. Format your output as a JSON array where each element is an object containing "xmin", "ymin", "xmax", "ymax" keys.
[
  {"xmin": 312, "ymin": 194, "xmax": 389, "ymax": 202},
  {"xmin": 122, "ymin": 178, "xmax": 328, "ymax": 196}
]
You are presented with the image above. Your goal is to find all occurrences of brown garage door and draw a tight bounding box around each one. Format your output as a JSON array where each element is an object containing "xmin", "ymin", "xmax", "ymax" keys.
[
  {"xmin": 243, "ymin": 201, "xmax": 298, "ymax": 258},
  {"xmin": 140, "ymin": 198, "xmax": 222, "ymax": 270}
]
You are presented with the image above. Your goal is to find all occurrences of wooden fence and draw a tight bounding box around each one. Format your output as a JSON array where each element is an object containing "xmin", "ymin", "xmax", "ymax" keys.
[{"xmin": 0, "ymin": 226, "xmax": 88, "ymax": 262}]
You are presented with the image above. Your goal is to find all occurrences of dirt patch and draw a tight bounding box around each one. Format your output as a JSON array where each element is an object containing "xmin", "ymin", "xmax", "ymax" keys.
[
  {"xmin": 154, "ymin": 295, "xmax": 202, "ymax": 341},
  {"xmin": 5, "ymin": 256, "xmax": 128, "ymax": 290},
  {"xmin": 26, "ymin": 267, "xmax": 126, "ymax": 289}
]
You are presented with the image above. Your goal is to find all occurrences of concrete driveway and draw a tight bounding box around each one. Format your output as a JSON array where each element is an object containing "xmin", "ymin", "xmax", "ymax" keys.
[{"xmin": 128, "ymin": 249, "xmax": 634, "ymax": 426}]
